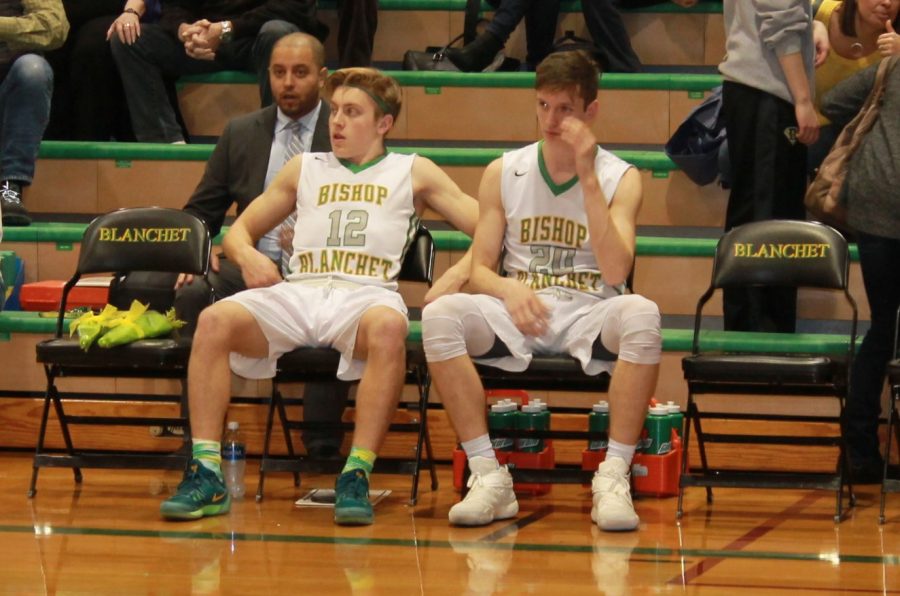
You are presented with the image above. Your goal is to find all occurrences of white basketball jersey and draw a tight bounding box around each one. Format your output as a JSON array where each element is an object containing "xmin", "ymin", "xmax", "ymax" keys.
[
  {"xmin": 286, "ymin": 152, "xmax": 419, "ymax": 289},
  {"xmin": 500, "ymin": 141, "xmax": 632, "ymax": 297}
]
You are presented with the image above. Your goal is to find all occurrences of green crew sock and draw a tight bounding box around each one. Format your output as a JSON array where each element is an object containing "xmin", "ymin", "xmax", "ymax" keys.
[
  {"xmin": 193, "ymin": 439, "xmax": 222, "ymax": 477},
  {"xmin": 341, "ymin": 446, "xmax": 377, "ymax": 478}
]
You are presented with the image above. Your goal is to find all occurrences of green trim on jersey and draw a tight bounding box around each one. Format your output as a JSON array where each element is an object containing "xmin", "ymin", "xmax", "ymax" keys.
[
  {"xmin": 537, "ymin": 140, "xmax": 579, "ymax": 196},
  {"xmin": 338, "ymin": 153, "xmax": 389, "ymax": 174}
]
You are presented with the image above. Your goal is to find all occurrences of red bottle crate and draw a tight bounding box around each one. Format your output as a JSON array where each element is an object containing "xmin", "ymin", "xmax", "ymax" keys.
[
  {"xmin": 453, "ymin": 443, "xmax": 555, "ymax": 496},
  {"xmin": 19, "ymin": 279, "xmax": 110, "ymax": 311},
  {"xmin": 581, "ymin": 431, "xmax": 684, "ymax": 497}
]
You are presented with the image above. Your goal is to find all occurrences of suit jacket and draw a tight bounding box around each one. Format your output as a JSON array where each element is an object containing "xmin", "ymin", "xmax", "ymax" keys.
[{"xmin": 184, "ymin": 101, "xmax": 330, "ymax": 239}]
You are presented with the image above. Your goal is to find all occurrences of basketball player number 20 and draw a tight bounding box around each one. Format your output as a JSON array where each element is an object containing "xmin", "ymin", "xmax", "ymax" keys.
[
  {"xmin": 326, "ymin": 210, "xmax": 369, "ymax": 247},
  {"xmin": 529, "ymin": 245, "xmax": 575, "ymax": 274}
]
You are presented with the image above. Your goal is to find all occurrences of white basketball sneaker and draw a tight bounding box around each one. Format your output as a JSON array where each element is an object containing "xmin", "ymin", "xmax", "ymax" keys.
[
  {"xmin": 449, "ymin": 456, "xmax": 519, "ymax": 526},
  {"xmin": 591, "ymin": 456, "xmax": 640, "ymax": 531}
]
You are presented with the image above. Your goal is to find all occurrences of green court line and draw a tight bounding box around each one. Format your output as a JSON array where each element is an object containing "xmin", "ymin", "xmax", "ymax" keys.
[{"xmin": 0, "ymin": 523, "xmax": 895, "ymax": 565}]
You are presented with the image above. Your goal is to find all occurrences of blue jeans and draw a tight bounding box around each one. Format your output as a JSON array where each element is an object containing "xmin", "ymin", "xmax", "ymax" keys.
[
  {"xmin": 843, "ymin": 231, "xmax": 900, "ymax": 465},
  {"xmin": 111, "ymin": 20, "xmax": 298, "ymax": 142},
  {"xmin": 0, "ymin": 54, "xmax": 53, "ymax": 184}
]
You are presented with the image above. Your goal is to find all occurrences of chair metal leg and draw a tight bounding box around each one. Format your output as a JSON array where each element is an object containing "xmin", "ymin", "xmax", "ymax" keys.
[
  {"xmin": 179, "ymin": 379, "xmax": 192, "ymax": 445},
  {"xmin": 676, "ymin": 392, "xmax": 694, "ymax": 519},
  {"xmin": 409, "ymin": 370, "xmax": 428, "ymax": 506},
  {"xmin": 256, "ymin": 389, "xmax": 280, "ymax": 503},
  {"xmin": 408, "ymin": 370, "xmax": 438, "ymax": 504},
  {"xmin": 274, "ymin": 386, "xmax": 300, "ymax": 487},
  {"xmin": 51, "ymin": 388, "xmax": 82, "ymax": 484},
  {"xmin": 28, "ymin": 383, "xmax": 54, "ymax": 498},
  {"xmin": 835, "ymin": 397, "xmax": 853, "ymax": 523},
  {"xmin": 881, "ymin": 388, "xmax": 899, "ymax": 524},
  {"xmin": 424, "ymin": 414, "xmax": 439, "ymax": 491},
  {"xmin": 690, "ymin": 401, "xmax": 713, "ymax": 504},
  {"xmin": 420, "ymin": 372, "xmax": 438, "ymax": 491}
]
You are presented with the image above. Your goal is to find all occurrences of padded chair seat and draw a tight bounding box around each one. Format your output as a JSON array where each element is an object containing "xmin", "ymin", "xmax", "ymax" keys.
[
  {"xmin": 683, "ymin": 353, "xmax": 843, "ymax": 385},
  {"xmin": 36, "ymin": 336, "xmax": 192, "ymax": 370},
  {"xmin": 275, "ymin": 344, "xmax": 427, "ymax": 383},
  {"xmin": 476, "ymin": 355, "xmax": 612, "ymax": 392}
]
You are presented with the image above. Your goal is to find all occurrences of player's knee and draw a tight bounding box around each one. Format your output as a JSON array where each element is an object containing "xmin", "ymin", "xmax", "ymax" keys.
[
  {"xmin": 422, "ymin": 296, "xmax": 468, "ymax": 363},
  {"xmin": 365, "ymin": 312, "xmax": 407, "ymax": 355},
  {"xmin": 194, "ymin": 303, "xmax": 238, "ymax": 349},
  {"xmin": 618, "ymin": 295, "xmax": 662, "ymax": 365}
]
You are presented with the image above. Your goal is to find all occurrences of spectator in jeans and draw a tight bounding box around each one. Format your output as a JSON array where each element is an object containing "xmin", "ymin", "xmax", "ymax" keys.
[
  {"xmin": 0, "ymin": 0, "xmax": 69, "ymax": 227},
  {"xmin": 822, "ymin": 58, "xmax": 900, "ymax": 483},
  {"xmin": 110, "ymin": 0, "xmax": 327, "ymax": 143}
]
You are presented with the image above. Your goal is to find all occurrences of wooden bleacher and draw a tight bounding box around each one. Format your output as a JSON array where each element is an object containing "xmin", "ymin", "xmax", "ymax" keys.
[
  {"xmin": 29, "ymin": 142, "xmax": 728, "ymax": 228},
  {"xmin": 178, "ymin": 71, "xmax": 722, "ymax": 142}
]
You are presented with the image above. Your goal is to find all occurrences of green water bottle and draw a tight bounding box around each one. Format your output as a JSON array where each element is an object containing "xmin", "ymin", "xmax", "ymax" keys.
[
  {"xmin": 516, "ymin": 403, "xmax": 550, "ymax": 453},
  {"xmin": 666, "ymin": 401, "xmax": 684, "ymax": 439},
  {"xmin": 643, "ymin": 405, "xmax": 671, "ymax": 455},
  {"xmin": 488, "ymin": 400, "xmax": 517, "ymax": 452},
  {"xmin": 588, "ymin": 401, "xmax": 610, "ymax": 451}
]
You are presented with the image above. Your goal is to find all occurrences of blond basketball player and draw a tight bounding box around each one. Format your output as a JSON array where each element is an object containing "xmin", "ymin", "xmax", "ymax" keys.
[
  {"xmin": 160, "ymin": 68, "xmax": 478, "ymax": 526},
  {"xmin": 422, "ymin": 51, "xmax": 662, "ymax": 532}
]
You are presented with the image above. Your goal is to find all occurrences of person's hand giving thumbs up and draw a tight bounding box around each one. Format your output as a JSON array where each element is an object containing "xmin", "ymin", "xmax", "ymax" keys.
[{"xmin": 878, "ymin": 20, "xmax": 900, "ymax": 57}]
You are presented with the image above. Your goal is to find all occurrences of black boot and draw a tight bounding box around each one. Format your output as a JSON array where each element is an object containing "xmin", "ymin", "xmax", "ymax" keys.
[
  {"xmin": 1, "ymin": 180, "xmax": 31, "ymax": 227},
  {"xmin": 445, "ymin": 30, "xmax": 504, "ymax": 72}
]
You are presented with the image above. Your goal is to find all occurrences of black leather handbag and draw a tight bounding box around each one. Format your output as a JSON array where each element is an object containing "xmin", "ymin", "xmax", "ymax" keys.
[{"xmin": 402, "ymin": 0, "xmax": 516, "ymax": 72}]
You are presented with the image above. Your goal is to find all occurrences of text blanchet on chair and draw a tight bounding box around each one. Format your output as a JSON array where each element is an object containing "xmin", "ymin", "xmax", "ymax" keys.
[
  {"xmin": 677, "ymin": 219, "xmax": 857, "ymax": 522},
  {"xmin": 30, "ymin": 207, "xmax": 211, "ymax": 497},
  {"xmin": 255, "ymin": 224, "xmax": 439, "ymax": 505}
]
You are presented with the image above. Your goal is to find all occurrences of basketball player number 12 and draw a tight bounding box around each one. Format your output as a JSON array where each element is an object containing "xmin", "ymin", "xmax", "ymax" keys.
[{"xmin": 326, "ymin": 209, "xmax": 369, "ymax": 247}]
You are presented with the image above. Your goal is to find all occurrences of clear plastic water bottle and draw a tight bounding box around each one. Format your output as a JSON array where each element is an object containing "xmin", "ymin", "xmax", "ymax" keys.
[{"xmin": 222, "ymin": 421, "xmax": 246, "ymax": 499}]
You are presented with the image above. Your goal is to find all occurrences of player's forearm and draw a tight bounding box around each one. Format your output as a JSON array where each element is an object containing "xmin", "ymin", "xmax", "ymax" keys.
[
  {"xmin": 469, "ymin": 263, "xmax": 511, "ymax": 299},
  {"xmin": 222, "ymin": 225, "xmax": 258, "ymax": 268}
]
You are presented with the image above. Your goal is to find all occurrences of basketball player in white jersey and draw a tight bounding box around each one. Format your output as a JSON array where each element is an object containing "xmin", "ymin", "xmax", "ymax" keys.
[
  {"xmin": 422, "ymin": 51, "xmax": 662, "ymax": 531},
  {"xmin": 160, "ymin": 68, "xmax": 478, "ymax": 526}
]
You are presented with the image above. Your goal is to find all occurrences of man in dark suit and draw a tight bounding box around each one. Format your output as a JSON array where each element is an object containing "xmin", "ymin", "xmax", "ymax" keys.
[{"xmin": 178, "ymin": 31, "xmax": 347, "ymax": 457}]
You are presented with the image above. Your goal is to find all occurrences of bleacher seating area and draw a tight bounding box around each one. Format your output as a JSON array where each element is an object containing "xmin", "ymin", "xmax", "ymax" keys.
[{"xmin": 0, "ymin": 0, "xmax": 860, "ymax": 475}]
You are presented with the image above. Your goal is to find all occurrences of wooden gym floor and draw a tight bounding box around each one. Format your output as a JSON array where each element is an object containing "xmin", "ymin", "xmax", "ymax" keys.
[{"xmin": 2, "ymin": 453, "xmax": 900, "ymax": 594}]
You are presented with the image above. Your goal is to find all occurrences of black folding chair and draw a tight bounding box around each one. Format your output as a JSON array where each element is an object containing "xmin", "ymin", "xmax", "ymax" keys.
[
  {"xmin": 677, "ymin": 220, "xmax": 857, "ymax": 522},
  {"xmin": 879, "ymin": 306, "xmax": 900, "ymax": 524},
  {"xmin": 256, "ymin": 225, "xmax": 439, "ymax": 505},
  {"xmin": 31, "ymin": 207, "xmax": 211, "ymax": 497}
]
